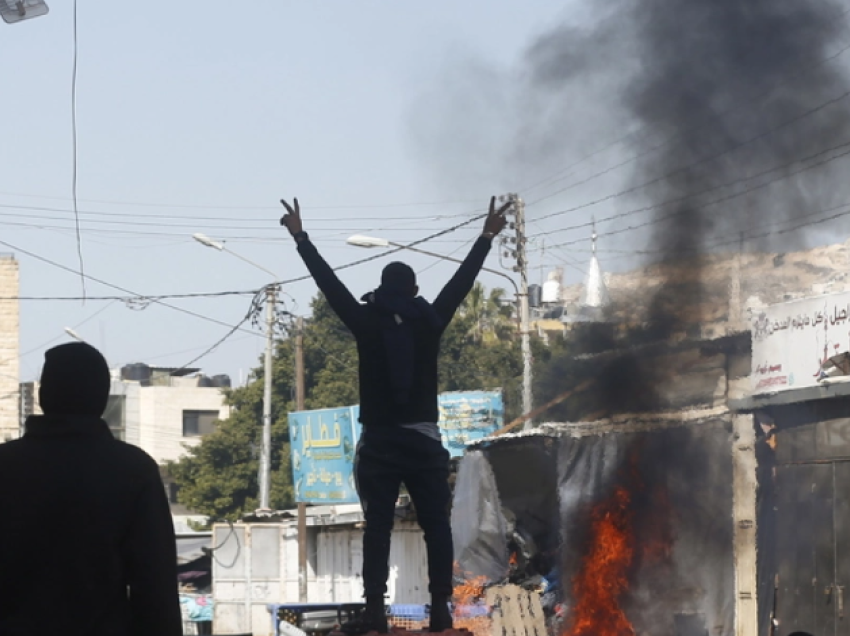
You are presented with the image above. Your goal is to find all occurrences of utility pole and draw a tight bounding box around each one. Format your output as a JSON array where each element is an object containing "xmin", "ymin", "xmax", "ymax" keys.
[
  {"xmin": 258, "ymin": 285, "xmax": 275, "ymax": 511},
  {"xmin": 295, "ymin": 316, "xmax": 308, "ymax": 603},
  {"xmin": 499, "ymin": 193, "xmax": 533, "ymax": 428},
  {"xmin": 515, "ymin": 195, "xmax": 534, "ymax": 429}
]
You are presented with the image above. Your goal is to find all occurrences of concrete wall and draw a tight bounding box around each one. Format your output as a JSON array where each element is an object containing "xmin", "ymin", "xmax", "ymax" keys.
[
  {"xmin": 109, "ymin": 379, "xmax": 141, "ymax": 445},
  {"xmin": 0, "ymin": 257, "xmax": 19, "ymax": 441},
  {"xmin": 136, "ymin": 384, "xmax": 230, "ymax": 464}
]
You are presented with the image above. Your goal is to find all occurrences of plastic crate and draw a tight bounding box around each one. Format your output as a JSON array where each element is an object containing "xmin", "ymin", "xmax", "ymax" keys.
[{"xmin": 388, "ymin": 604, "xmax": 429, "ymax": 631}]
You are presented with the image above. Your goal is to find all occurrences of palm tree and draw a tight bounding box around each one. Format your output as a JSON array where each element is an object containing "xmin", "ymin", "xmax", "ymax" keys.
[{"xmin": 459, "ymin": 283, "xmax": 516, "ymax": 344}]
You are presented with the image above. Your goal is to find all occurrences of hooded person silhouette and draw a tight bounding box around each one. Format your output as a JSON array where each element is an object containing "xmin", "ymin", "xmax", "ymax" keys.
[{"xmin": 0, "ymin": 342, "xmax": 182, "ymax": 636}]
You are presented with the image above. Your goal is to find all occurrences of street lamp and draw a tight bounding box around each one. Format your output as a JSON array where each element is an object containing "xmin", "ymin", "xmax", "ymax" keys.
[
  {"xmin": 193, "ymin": 232, "xmax": 277, "ymax": 512},
  {"xmin": 64, "ymin": 327, "xmax": 85, "ymax": 342},
  {"xmin": 192, "ymin": 233, "xmax": 278, "ymax": 279},
  {"xmin": 346, "ymin": 234, "xmax": 532, "ymax": 418},
  {"xmin": 1, "ymin": 0, "xmax": 49, "ymax": 24}
]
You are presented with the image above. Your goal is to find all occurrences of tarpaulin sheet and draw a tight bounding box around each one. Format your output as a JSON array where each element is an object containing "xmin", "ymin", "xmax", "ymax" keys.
[
  {"xmin": 452, "ymin": 436, "xmax": 561, "ymax": 585},
  {"xmin": 556, "ymin": 422, "xmax": 735, "ymax": 636},
  {"xmin": 451, "ymin": 450, "xmax": 509, "ymax": 584}
]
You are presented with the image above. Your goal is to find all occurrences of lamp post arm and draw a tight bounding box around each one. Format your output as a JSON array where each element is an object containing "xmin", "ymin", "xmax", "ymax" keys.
[{"xmin": 221, "ymin": 247, "xmax": 280, "ymax": 280}]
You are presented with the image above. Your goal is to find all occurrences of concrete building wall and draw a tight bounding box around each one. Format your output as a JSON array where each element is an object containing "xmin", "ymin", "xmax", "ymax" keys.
[
  {"xmin": 0, "ymin": 257, "xmax": 19, "ymax": 441},
  {"xmin": 137, "ymin": 385, "xmax": 230, "ymax": 464},
  {"xmin": 109, "ymin": 379, "xmax": 141, "ymax": 446}
]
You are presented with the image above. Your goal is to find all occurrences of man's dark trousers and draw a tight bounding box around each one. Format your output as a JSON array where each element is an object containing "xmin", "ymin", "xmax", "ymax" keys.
[{"xmin": 355, "ymin": 425, "xmax": 453, "ymax": 597}]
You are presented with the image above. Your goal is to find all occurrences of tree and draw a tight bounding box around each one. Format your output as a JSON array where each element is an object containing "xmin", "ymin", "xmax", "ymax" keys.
[
  {"xmin": 439, "ymin": 286, "xmax": 524, "ymax": 420},
  {"xmin": 458, "ymin": 282, "xmax": 515, "ymax": 344},
  {"xmin": 166, "ymin": 293, "xmax": 358, "ymax": 522}
]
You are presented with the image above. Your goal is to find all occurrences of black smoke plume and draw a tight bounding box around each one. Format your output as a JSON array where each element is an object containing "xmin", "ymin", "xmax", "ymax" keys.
[{"xmin": 621, "ymin": 0, "xmax": 850, "ymax": 333}]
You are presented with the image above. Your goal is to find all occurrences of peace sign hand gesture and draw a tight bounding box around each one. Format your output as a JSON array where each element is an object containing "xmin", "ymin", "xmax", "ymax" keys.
[
  {"xmin": 483, "ymin": 196, "xmax": 512, "ymax": 239},
  {"xmin": 279, "ymin": 198, "xmax": 303, "ymax": 237}
]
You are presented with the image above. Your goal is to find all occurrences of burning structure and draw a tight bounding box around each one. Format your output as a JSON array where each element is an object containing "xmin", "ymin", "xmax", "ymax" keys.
[{"xmin": 453, "ymin": 332, "xmax": 752, "ymax": 636}]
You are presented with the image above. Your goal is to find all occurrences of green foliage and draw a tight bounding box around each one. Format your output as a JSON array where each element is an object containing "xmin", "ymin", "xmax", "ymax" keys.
[{"xmin": 167, "ymin": 285, "xmax": 527, "ymax": 521}]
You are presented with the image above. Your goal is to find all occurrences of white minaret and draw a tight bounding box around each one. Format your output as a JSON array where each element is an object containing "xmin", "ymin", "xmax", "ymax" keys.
[{"xmin": 579, "ymin": 220, "xmax": 611, "ymax": 316}]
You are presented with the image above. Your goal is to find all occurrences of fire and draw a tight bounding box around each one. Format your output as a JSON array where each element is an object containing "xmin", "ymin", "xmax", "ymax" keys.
[
  {"xmin": 451, "ymin": 563, "xmax": 490, "ymax": 636},
  {"xmin": 508, "ymin": 551, "xmax": 518, "ymax": 566},
  {"xmin": 565, "ymin": 486, "xmax": 636, "ymax": 636},
  {"xmin": 452, "ymin": 574, "xmax": 487, "ymax": 606}
]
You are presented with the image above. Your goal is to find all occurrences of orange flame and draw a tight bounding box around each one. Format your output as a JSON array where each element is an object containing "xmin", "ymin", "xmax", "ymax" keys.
[
  {"xmin": 452, "ymin": 574, "xmax": 487, "ymax": 606},
  {"xmin": 451, "ymin": 562, "xmax": 490, "ymax": 636},
  {"xmin": 565, "ymin": 486, "xmax": 636, "ymax": 636}
]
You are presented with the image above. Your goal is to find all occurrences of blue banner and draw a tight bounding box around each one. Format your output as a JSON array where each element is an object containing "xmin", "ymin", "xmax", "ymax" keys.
[
  {"xmin": 437, "ymin": 390, "xmax": 504, "ymax": 457},
  {"xmin": 289, "ymin": 406, "xmax": 359, "ymax": 504},
  {"xmin": 289, "ymin": 391, "xmax": 504, "ymax": 502}
]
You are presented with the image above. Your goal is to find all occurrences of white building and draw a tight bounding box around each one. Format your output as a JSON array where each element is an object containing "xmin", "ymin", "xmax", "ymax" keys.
[
  {"xmin": 21, "ymin": 363, "xmax": 231, "ymax": 465},
  {"xmin": 108, "ymin": 364, "xmax": 231, "ymax": 464}
]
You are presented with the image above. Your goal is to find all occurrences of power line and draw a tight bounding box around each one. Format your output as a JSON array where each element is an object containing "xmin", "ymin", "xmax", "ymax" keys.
[
  {"xmin": 0, "ymin": 237, "xmax": 261, "ymax": 334},
  {"xmin": 0, "ymin": 199, "xmax": 481, "ymax": 224},
  {"xmin": 0, "ymin": 292, "xmax": 256, "ymax": 301},
  {"xmin": 0, "ymin": 213, "xmax": 489, "ymax": 302},
  {"xmin": 166, "ymin": 211, "xmax": 492, "ymax": 368},
  {"xmin": 530, "ymin": 138, "xmax": 850, "ymax": 244},
  {"xmin": 70, "ymin": 0, "xmax": 85, "ymax": 299},
  {"xmin": 1, "ymin": 210, "xmax": 492, "ymax": 375},
  {"xmin": 520, "ymin": 25, "xmax": 850, "ymax": 206},
  {"xmin": 175, "ymin": 293, "xmax": 264, "ymax": 371},
  {"xmin": 0, "ymin": 190, "xmax": 479, "ymax": 213},
  {"xmin": 268, "ymin": 211, "xmax": 489, "ymax": 288},
  {"xmin": 546, "ymin": 195, "xmax": 850, "ymax": 253},
  {"xmin": 529, "ymin": 89, "xmax": 850, "ymax": 227}
]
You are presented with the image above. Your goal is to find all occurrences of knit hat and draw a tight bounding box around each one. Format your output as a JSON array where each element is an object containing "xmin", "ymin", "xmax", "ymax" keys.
[{"xmin": 38, "ymin": 342, "xmax": 111, "ymax": 416}]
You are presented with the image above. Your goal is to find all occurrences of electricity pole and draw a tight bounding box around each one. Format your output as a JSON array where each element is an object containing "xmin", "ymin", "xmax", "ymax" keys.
[
  {"xmin": 515, "ymin": 196, "xmax": 534, "ymax": 429},
  {"xmin": 499, "ymin": 193, "xmax": 533, "ymax": 428},
  {"xmin": 295, "ymin": 316, "xmax": 308, "ymax": 603},
  {"xmin": 258, "ymin": 285, "xmax": 276, "ymax": 511}
]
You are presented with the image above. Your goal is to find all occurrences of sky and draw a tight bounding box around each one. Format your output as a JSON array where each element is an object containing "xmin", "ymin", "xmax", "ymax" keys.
[{"xmin": 3, "ymin": 0, "xmax": 848, "ymax": 384}]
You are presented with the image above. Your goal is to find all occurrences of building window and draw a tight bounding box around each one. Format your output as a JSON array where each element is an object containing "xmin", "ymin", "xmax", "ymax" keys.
[{"xmin": 182, "ymin": 410, "xmax": 219, "ymax": 437}]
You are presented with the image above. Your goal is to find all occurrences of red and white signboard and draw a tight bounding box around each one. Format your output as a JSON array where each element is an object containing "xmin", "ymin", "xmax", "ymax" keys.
[{"xmin": 751, "ymin": 291, "xmax": 850, "ymax": 394}]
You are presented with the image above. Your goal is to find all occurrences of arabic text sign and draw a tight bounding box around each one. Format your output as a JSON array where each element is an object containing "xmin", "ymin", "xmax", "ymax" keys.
[
  {"xmin": 289, "ymin": 406, "xmax": 359, "ymax": 504},
  {"xmin": 751, "ymin": 291, "xmax": 850, "ymax": 394},
  {"xmin": 437, "ymin": 390, "xmax": 504, "ymax": 457}
]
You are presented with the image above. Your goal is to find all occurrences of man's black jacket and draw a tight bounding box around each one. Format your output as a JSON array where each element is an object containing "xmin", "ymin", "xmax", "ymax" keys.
[
  {"xmin": 296, "ymin": 235, "xmax": 493, "ymax": 427},
  {"xmin": 0, "ymin": 415, "xmax": 182, "ymax": 636}
]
